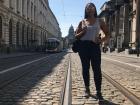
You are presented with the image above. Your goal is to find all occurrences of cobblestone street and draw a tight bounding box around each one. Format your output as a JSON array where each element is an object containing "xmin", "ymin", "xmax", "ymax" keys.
[
  {"xmin": 0, "ymin": 53, "xmax": 69, "ymax": 105},
  {"xmin": 0, "ymin": 52, "xmax": 139, "ymax": 105},
  {"xmin": 71, "ymin": 53, "xmax": 134, "ymax": 105},
  {"xmin": 102, "ymin": 58, "xmax": 140, "ymax": 98},
  {"xmin": 1, "ymin": 0, "xmax": 140, "ymax": 104}
]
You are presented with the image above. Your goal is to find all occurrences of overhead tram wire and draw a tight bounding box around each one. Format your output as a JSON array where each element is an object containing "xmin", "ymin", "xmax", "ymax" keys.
[
  {"xmin": 61, "ymin": 0, "xmax": 83, "ymax": 19},
  {"xmin": 85, "ymin": 0, "xmax": 90, "ymax": 4},
  {"xmin": 61, "ymin": 0, "xmax": 66, "ymax": 17},
  {"xmin": 85, "ymin": 0, "xmax": 93, "ymax": 5}
]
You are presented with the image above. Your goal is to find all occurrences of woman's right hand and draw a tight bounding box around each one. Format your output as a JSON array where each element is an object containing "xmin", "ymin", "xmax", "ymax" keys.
[
  {"xmin": 75, "ymin": 21, "xmax": 87, "ymax": 39},
  {"xmin": 81, "ymin": 26, "xmax": 87, "ymax": 34}
]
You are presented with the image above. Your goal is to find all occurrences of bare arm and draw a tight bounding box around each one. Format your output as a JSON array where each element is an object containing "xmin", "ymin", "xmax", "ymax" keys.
[
  {"xmin": 75, "ymin": 21, "xmax": 87, "ymax": 39},
  {"xmin": 100, "ymin": 20, "xmax": 110, "ymax": 44}
]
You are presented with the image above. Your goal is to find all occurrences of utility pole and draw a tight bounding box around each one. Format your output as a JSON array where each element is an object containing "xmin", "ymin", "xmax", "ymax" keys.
[{"xmin": 136, "ymin": 0, "xmax": 140, "ymax": 57}]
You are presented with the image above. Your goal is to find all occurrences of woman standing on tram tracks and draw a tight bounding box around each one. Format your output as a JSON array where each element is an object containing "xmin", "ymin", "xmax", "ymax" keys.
[{"xmin": 75, "ymin": 2, "xmax": 110, "ymax": 101}]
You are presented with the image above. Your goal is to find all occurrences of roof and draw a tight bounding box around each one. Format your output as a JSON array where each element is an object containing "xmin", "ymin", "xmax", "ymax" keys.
[{"xmin": 47, "ymin": 38, "xmax": 60, "ymax": 42}]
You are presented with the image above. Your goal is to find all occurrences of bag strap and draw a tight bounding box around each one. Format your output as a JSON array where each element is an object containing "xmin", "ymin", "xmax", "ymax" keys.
[{"xmin": 81, "ymin": 19, "xmax": 86, "ymax": 28}]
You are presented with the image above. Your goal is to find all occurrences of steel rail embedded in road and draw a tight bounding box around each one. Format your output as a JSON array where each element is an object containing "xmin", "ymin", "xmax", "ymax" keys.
[
  {"xmin": 60, "ymin": 54, "xmax": 72, "ymax": 105},
  {"xmin": 102, "ymin": 57, "xmax": 140, "ymax": 74},
  {"xmin": 102, "ymin": 53, "xmax": 140, "ymax": 59},
  {"xmin": 0, "ymin": 55, "xmax": 50, "ymax": 74},
  {"xmin": 102, "ymin": 57, "xmax": 140, "ymax": 69},
  {"xmin": 103, "ymin": 72, "xmax": 140, "ymax": 105},
  {"xmin": 0, "ymin": 53, "xmax": 42, "ymax": 59},
  {"xmin": 0, "ymin": 55, "xmax": 53, "ymax": 89}
]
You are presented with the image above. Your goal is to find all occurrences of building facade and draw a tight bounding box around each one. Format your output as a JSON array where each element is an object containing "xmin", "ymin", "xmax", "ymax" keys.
[
  {"xmin": 0, "ymin": 0, "xmax": 61, "ymax": 52},
  {"xmin": 67, "ymin": 25, "xmax": 75, "ymax": 45},
  {"xmin": 99, "ymin": 0, "xmax": 140, "ymax": 54}
]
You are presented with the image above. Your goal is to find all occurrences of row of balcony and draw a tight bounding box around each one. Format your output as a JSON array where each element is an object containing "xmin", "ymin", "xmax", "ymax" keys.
[
  {"xmin": 99, "ymin": 0, "xmax": 140, "ymax": 55},
  {"xmin": 100, "ymin": 0, "xmax": 132, "ymax": 15}
]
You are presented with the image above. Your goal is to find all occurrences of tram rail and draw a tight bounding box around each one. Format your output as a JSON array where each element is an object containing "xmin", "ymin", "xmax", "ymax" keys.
[
  {"xmin": 71, "ymin": 53, "xmax": 140, "ymax": 105},
  {"xmin": 0, "ymin": 53, "xmax": 51, "ymax": 71},
  {"xmin": 0, "ymin": 52, "xmax": 70, "ymax": 105},
  {"xmin": 0, "ymin": 52, "xmax": 140, "ymax": 105},
  {"xmin": 102, "ymin": 56, "xmax": 140, "ymax": 104},
  {"xmin": 102, "ymin": 57, "xmax": 140, "ymax": 74},
  {"xmin": 0, "ymin": 52, "xmax": 44, "ymax": 59},
  {"xmin": 60, "ymin": 54, "xmax": 72, "ymax": 105},
  {"xmin": 0, "ymin": 54, "xmax": 54, "ymax": 89},
  {"xmin": 103, "ymin": 53, "xmax": 140, "ymax": 59},
  {"xmin": 103, "ymin": 72, "xmax": 140, "ymax": 105}
]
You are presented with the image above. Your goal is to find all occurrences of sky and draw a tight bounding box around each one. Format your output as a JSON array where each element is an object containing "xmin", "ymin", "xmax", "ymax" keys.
[{"xmin": 49, "ymin": 0, "xmax": 107, "ymax": 37}]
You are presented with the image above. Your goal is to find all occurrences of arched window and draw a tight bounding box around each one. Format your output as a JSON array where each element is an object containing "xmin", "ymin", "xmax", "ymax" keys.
[
  {"xmin": 16, "ymin": 22, "xmax": 19, "ymax": 46},
  {"xmin": 34, "ymin": 6, "xmax": 36, "ymax": 21},
  {"xmin": 41, "ymin": 32, "xmax": 43, "ymax": 45},
  {"xmin": 9, "ymin": 0, "xmax": 12, "ymax": 8},
  {"xmin": 31, "ymin": 28, "xmax": 33, "ymax": 40},
  {"xmin": 22, "ymin": 24, "xmax": 25, "ymax": 46},
  {"xmin": 43, "ymin": 32, "xmax": 45, "ymax": 43},
  {"xmin": 34, "ymin": 30, "xmax": 37, "ymax": 40},
  {"xmin": 27, "ymin": 26, "xmax": 29, "ymax": 46},
  {"xmin": 16, "ymin": 0, "xmax": 19, "ymax": 13},
  {"xmin": 22, "ymin": 0, "xmax": 25, "ymax": 16},
  {"xmin": 27, "ymin": 0, "xmax": 30, "ymax": 18},
  {"xmin": 31, "ymin": 2, "xmax": 33, "ymax": 20},
  {"xmin": 9, "ymin": 19, "xmax": 12, "ymax": 45},
  {"xmin": 0, "ymin": 16, "xmax": 2, "ymax": 39}
]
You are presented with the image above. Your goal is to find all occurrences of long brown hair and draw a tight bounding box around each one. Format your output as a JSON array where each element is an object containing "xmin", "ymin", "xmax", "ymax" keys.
[{"xmin": 84, "ymin": 3, "xmax": 97, "ymax": 19}]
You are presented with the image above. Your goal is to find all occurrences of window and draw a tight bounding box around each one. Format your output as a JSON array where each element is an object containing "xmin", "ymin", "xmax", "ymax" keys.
[
  {"xmin": 16, "ymin": 0, "xmax": 19, "ymax": 13},
  {"xmin": 0, "ymin": 16, "xmax": 2, "ymax": 39},
  {"xmin": 16, "ymin": 22, "xmax": 19, "ymax": 46},
  {"xmin": 0, "ymin": 0, "xmax": 4, "ymax": 3},
  {"xmin": 22, "ymin": 24, "xmax": 25, "ymax": 45},
  {"xmin": 31, "ymin": 2, "xmax": 33, "ymax": 21},
  {"xmin": 22, "ymin": 0, "xmax": 25, "ymax": 16},
  {"xmin": 34, "ymin": 6, "xmax": 36, "ymax": 22},
  {"xmin": 9, "ymin": 19, "xmax": 12, "ymax": 45},
  {"xmin": 27, "ymin": 0, "xmax": 30, "ymax": 19},
  {"xmin": 27, "ymin": 26, "xmax": 29, "ymax": 46},
  {"xmin": 9, "ymin": 0, "xmax": 12, "ymax": 9}
]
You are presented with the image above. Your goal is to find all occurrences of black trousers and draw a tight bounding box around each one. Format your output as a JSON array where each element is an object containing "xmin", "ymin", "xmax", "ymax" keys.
[{"xmin": 78, "ymin": 41, "xmax": 102, "ymax": 92}]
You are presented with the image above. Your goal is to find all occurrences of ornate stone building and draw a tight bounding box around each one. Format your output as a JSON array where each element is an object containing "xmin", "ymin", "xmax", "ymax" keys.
[
  {"xmin": 67, "ymin": 25, "xmax": 75, "ymax": 45},
  {"xmin": 99, "ymin": 0, "xmax": 140, "ymax": 54},
  {"xmin": 0, "ymin": 0, "xmax": 61, "ymax": 52}
]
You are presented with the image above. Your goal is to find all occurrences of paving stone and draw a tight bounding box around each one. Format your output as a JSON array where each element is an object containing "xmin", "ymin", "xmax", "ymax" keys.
[
  {"xmin": 71, "ymin": 53, "xmax": 134, "ymax": 105},
  {"xmin": 0, "ymin": 53, "xmax": 69, "ymax": 105}
]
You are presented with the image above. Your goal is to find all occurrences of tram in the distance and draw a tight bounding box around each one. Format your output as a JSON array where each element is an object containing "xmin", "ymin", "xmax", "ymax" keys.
[{"xmin": 46, "ymin": 38, "xmax": 62, "ymax": 53}]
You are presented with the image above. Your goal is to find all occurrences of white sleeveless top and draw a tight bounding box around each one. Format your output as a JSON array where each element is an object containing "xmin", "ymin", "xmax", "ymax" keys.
[{"xmin": 80, "ymin": 18, "xmax": 100, "ymax": 42}]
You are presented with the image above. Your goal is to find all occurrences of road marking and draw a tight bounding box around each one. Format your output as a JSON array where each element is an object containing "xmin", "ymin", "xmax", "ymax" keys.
[
  {"xmin": 0, "ymin": 56, "xmax": 49, "ymax": 74},
  {"xmin": 102, "ymin": 57, "xmax": 140, "ymax": 69}
]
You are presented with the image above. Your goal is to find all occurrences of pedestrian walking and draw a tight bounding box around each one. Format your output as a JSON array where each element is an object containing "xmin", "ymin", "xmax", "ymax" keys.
[{"xmin": 75, "ymin": 2, "xmax": 110, "ymax": 101}]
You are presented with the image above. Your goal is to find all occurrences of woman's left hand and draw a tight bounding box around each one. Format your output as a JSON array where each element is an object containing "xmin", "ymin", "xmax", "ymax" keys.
[
  {"xmin": 95, "ymin": 36, "xmax": 102, "ymax": 44},
  {"xmin": 101, "ymin": 36, "xmax": 109, "ymax": 46}
]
